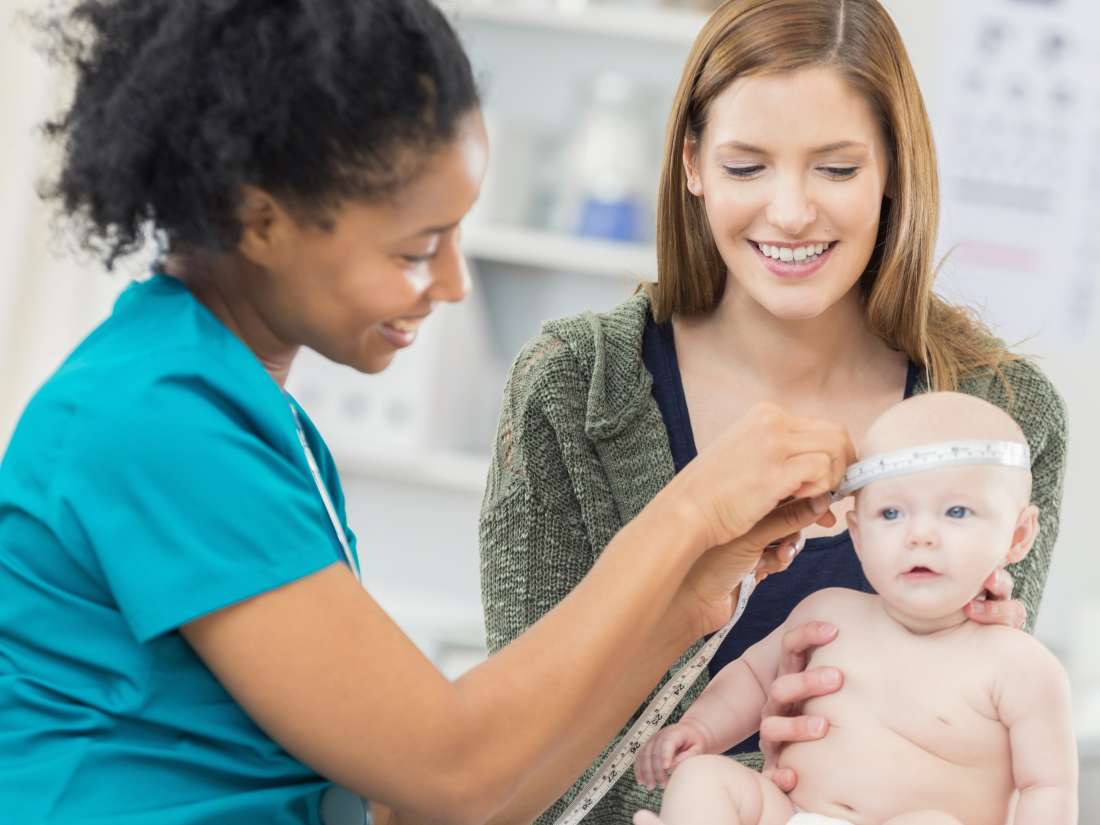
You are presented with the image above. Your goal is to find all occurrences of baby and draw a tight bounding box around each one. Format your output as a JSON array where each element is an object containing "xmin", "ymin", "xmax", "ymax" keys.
[{"xmin": 632, "ymin": 392, "xmax": 1077, "ymax": 825}]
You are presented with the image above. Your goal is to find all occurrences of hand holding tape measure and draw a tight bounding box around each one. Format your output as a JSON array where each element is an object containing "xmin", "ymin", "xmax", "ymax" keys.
[{"xmin": 662, "ymin": 406, "xmax": 855, "ymax": 553}]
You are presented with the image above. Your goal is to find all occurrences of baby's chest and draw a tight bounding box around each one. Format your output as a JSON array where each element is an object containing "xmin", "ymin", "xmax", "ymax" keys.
[{"xmin": 805, "ymin": 637, "xmax": 1006, "ymax": 764}]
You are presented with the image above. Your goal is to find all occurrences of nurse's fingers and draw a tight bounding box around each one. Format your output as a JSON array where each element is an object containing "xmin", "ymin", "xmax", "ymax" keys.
[
  {"xmin": 779, "ymin": 453, "xmax": 837, "ymax": 502},
  {"xmin": 784, "ymin": 419, "xmax": 856, "ymax": 486},
  {"xmin": 756, "ymin": 533, "xmax": 805, "ymax": 578}
]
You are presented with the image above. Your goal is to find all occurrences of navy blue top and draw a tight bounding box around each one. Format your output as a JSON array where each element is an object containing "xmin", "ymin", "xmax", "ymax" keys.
[{"xmin": 642, "ymin": 313, "xmax": 918, "ymax": 755}]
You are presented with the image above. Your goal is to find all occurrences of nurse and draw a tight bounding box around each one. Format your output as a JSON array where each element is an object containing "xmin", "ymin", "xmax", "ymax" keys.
[{"xmin": 0, "ymin": 1, "xmax": 852, "ymax": 823}]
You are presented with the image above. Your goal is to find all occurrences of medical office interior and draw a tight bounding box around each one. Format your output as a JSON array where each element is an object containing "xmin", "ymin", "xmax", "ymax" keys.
[{"xmin": 2, "ymin": 0, "xmax": 1098, "ymax": 817}]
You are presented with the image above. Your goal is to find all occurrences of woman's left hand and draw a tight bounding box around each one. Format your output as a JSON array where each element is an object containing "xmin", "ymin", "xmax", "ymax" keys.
[{"xmin": 964, "ymin": 567, "xmax": 1026, "ymax": 629}]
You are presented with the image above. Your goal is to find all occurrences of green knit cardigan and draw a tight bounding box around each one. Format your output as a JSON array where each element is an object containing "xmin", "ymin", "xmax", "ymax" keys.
[{"xmin": 478, "ymin": 292, "xmax": 1068, "ymax": 825}]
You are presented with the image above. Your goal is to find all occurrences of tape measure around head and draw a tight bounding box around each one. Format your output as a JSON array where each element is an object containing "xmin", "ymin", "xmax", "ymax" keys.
[
  {"xmin": 551, "ymin": 573, "xmax": 758, "ymax": 825},
  {"xmin": 828, "ymin": 439, "xmax": 1031, "ymax": 503}
]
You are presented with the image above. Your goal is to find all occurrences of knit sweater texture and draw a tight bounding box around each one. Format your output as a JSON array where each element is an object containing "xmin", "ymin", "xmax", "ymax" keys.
[{"xmin": 479, "ymin": 292, "xmax": 1068, "ymax": 825}]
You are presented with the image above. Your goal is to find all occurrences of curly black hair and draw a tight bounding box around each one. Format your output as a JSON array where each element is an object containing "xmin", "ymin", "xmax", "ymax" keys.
[{"xmin": 35, "ymin": 0, "xmax": 480, "ymax": 268}]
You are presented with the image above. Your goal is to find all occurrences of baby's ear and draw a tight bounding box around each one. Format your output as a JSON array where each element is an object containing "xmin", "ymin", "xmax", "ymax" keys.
[
  {"xmin": 846, "ymin": 509, "xmax": 862, "ymax": 556},
  {"xmin": 1006, "ymin": 504, "xmax": 1040, "ymax": 564}
]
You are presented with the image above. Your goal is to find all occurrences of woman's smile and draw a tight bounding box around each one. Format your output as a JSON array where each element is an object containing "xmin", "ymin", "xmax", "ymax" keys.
[
  {"xmin": 749, "ymin": 239, "xmax": 838, "ymax": 281},
  {"xmin": 378, "ymin": 314, "xmax": 429, "ymax": 349}
]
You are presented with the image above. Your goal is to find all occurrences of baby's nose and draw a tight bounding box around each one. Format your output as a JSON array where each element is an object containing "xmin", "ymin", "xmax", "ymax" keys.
[{"xmin": 906, "ymin": 526, "xmax": 939, "ymax": 548}]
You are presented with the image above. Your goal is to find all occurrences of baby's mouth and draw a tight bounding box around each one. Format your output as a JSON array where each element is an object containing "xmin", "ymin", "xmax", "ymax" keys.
[{"xmin": 902, "ymin": 565, "xmax": 941, "ymax": 579}]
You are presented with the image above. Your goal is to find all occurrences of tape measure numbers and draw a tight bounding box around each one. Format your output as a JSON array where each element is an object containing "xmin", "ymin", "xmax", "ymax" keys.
[{"xmin": 830, "ymin": 439, "xmax": 1031, "ymax": 502}]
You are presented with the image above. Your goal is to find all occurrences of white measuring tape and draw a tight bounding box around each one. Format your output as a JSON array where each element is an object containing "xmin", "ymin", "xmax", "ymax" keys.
[
  {"xmin": 552, "ymin": 573, "xmax": 758, "ymax": 825},
  {"xmin": 553, "ymin": 439, "xmax": 1030, "ymax": 824},
  {"xmin": 828, "ymin": 439, "xmax": 1031, "ymax": 502}
]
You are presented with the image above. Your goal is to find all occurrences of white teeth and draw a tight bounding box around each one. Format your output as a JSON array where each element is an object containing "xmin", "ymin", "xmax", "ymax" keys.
[
  {"xmin": 756, "ymin": 242, "xmax": 832, "ymax": 263},
  {"xmin": 389, "ymin": 319, "xmax": 422, "ymax": 333}
]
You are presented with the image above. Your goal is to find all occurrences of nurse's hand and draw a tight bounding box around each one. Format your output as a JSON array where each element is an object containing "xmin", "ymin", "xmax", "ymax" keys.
[
  {"xmin": 679, "ymin": 496, "xmax": 834, "ymax": 636},
  {"xmin": 964, "ymin": 567, "xmax": 1026, "ymax": 629},
  {"xmin": 662, "ymin": 404, "xmax": 853, "ymax": 635},
  {"xmin": 664, "ymin": 403, "xmax": 854, "ymax": 554},
  {"xmin": 758, "ymin": 621, "xmax": 842, "ymax": 793}
]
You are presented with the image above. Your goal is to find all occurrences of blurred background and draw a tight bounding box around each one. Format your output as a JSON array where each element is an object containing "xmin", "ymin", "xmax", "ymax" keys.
[{"xmin": 2, "ymin": 0, "xmax": 1098, "ymax": 815}]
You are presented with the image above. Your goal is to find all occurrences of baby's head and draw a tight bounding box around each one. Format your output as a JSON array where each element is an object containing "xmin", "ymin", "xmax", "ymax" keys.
[{"xmin": 846, "ymin": 392, "xmax": 1039, "ymax": 627}]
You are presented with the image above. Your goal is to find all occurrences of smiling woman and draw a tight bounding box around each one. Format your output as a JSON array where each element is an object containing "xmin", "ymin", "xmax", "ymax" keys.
[
  {"xmin": 680, "ymin": 66, "xmax": 891, "ymax": 323},
  {"xmin": 479, "ymin": 1, "xmax": 1068, "ymax": 822},
  {"xmin": 161, "ymin": 116, "xmax": 487, "ymax": 380}
]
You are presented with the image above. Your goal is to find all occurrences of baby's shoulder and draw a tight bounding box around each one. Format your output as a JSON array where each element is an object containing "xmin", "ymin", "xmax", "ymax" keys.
[
  {"xmin": 958, "ymin": 625, "xmax": 1069, "ymax": 708},
  {"xmin": 787, "ymin": 587, "xmax": 874, "ymax": 627},
  {"xmin": 975, "ymin": 624, "xmax": 1066, "ymax": 675}
]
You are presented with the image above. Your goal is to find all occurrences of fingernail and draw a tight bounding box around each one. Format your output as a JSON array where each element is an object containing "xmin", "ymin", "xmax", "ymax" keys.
[
  {"xmin": 784, "ymin": 544, "xmax": 797, "ymax": 561},
  {"xmin": 822, "ymin": 669, "xmax": 841, "ymax": 687},
  {"xmin": 794, "ymin": 533, "xmax": 806, "ymax": 553},
  {"xmin": 812, "ymin": 495, "xmax": 829, "ymax": 514},
  {"xmin": 971, "ymin": 601, "xmax": 986, "ymax": 614},
  {"xmin": 810, "ymin": 718, "xmax": 826, "ymax": 735}
]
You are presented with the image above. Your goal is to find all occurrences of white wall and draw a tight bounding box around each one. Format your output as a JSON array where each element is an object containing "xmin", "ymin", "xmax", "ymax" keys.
[
  {"xmin": 883, "ymin": 0, "xmax": 1100, "ymax": 669},
  {"xmin": 0, "ymin": 2, "xmax": 127, "ymax": 443}
]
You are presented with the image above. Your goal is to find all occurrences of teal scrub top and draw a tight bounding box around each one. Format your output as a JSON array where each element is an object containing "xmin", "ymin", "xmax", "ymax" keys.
[{"xmin": 0, "ymin": 274, "xmax": 362, "ymax": 823}]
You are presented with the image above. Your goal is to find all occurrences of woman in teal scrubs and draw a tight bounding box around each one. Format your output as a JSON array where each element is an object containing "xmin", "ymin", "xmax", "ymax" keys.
[{"xmin": 0, "ymin": 1, "xmax": 854, "ymax": 823}]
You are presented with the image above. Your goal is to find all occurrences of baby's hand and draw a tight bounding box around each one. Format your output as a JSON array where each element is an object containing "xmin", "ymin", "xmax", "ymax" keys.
[{"xmin": 633, "ymin": 721, "xmax": 709, "ymax": 790}]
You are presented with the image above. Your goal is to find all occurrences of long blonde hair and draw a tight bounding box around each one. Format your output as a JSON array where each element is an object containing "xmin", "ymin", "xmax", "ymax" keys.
[{"xmin": 648, "ymin": 0, "xmax": 1014, "ymax": 391}]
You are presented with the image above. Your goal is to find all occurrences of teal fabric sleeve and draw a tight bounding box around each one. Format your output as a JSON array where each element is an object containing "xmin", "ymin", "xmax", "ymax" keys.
[{"xmin": 61, "ymin": 372, "xmax": 348, "ymax": 643}]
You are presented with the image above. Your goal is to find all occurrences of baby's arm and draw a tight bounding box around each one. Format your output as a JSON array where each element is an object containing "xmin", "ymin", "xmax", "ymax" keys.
[
  {"xmin": 634, "ymin": 625, "xmax": 784, "ymax": 789},
  {"xmin": 634, "ymin": 590, "xmax": 847, "ymax": 789},
  {"xmin": 675, "ymin": 625, "xmax": 782, "ymax": 752},
  {"xmin": 996, "ymin": 635, "xmax": 1078, "ymax": 824},
  {"xmin": 679, "ymin": 589, "xmax": 845, "ymax": 752}
]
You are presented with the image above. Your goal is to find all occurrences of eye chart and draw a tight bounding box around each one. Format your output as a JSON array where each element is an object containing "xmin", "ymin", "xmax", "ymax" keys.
[{"xmin": 933, "ymin": 0, "xmax": 1100, "ymax": 345}]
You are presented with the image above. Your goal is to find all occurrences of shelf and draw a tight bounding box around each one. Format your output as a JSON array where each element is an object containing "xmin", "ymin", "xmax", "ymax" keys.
[
  {"xmin": 336, "ymin": 446, "xmax": 491, "ymax": 495},
  {"xmin": 441, "ymin": 1, "xmax": 707, "ymax": 46},
  {"xmin": 463, "ymin": 223, "xmax": 656, "ymax": 279}
]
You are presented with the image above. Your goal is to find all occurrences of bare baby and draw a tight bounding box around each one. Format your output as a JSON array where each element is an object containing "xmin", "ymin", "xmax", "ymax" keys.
[{"xmin": 633, "ymin": 392, "xmax": 1077, "ymax": 825}]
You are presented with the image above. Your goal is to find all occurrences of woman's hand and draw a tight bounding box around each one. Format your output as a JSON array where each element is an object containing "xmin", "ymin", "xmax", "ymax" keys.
[
  {"xmin": 758, "ymin": 621, "xmax": 842, "ymax": 793},
  {"xmin": 633, "ymin": 720, "xmax": 710, "ymax": 790},
  {"xmin": 964, "ymin": 567, "xmax": 1026, "ymax": 629},
  {"xmin": 666, "ymin": 403, "xmax": 855, "ymax": 552}
]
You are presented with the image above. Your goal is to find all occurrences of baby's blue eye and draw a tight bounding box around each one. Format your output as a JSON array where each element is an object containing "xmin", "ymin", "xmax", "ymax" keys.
[
  {"xmin": 946, "ymin": 506, "xmax": 971, "ymax": 519},
  {"xmin": 881, "ymin": 507, "xmax": 900, "ymax": 520}
]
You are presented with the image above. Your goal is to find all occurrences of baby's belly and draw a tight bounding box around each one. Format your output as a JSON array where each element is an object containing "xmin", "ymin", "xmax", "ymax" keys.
[{"xmin": 780, "ymin": 719, "xmax": 1014, "ymax": 825}]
